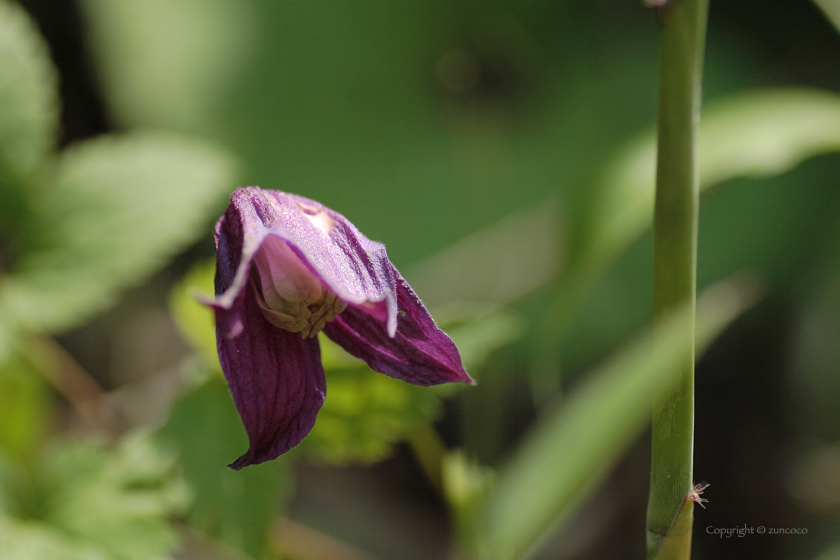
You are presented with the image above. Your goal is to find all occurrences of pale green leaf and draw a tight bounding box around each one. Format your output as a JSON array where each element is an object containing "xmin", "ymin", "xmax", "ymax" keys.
[
  {"xmin": 0, "ymin": 433, "xmax": 189, "ymax": 560},
  {"xmin": 79, "ymin": 0, "xmax": 253, "ymax": 134},
  {"xmin": 481, "ymin": 279, "xmax": 755, "ymax": 560},
  {"xmin": 440, "ymin": 305, "xmax": 524, "ymax": 374},
  {"xmin": 0, "ymin": 131, "xmax": 237, "ymax": 333},
  {"xmin": 303, "ymin": 306, "xmax": 519, "ymax": 464},
  {"xmin": 299, "ymin": 347, "xmax": 442, "ymax": 465},
  {"xmin": 169, "ymin": 259, "xmax": 219, "ymax": 370},
  {"xmin": 0, "ymin": 0, "xmax": 58, "ymax": 183},
  {"xmin": 406, "ymin": 202, "xmax": 560, "ymax": 309},
  {"xmin": 814, "ymin": 0, "xmax": 840, "ymax": 33},
  {"xmin": 0, "ymin": 319, "xmax": 17, "ymax": 375},
  {"xmin": 583, "ymin": 88, "xmax": 840, "ymax": 276},
  {"xmin": 0, "ymin": 357, "xmax": 51, "ymax": 460},
  {"xmin": 814, "ymin": 541, "xmax": 840, "ymax": 560},
  {"xmin": 0, "ymin": 519, "xmax": 108, "ymax": 560},
  {"xmin": 442, "ymin": 451, "xmax": 495, "ymax": 555}
]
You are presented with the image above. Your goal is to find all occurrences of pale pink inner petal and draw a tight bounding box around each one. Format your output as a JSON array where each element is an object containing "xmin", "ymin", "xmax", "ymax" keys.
[
  {"xmin": 252, "ymin": 235, "xmax": 325, "ymax": 306},
  {"xmin": 250, "ymin": 234, "xmax": 349, "ymax": 338}
]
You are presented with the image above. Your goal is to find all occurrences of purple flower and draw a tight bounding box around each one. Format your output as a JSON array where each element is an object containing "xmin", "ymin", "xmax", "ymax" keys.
[{"xmin": 208, "ymin": 187, "xmax": 473, "ymax": 469}]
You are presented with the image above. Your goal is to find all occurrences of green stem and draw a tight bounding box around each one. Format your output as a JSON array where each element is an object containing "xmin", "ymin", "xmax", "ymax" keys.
[
  {"xmin": 21, "ymin": 334, "xmax": 115, "ymax": 434},
  {"xmin": 406, "ymin": 422, "xmax": 447, "ymax": 491},
  {"xmin": 646, "ymin": 0, "xmax": 708, "ymax": 558}
]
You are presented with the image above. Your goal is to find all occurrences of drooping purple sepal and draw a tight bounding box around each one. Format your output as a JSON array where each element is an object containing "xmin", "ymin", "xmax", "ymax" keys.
[
  {"xmin": 323, "ymin": 272, "xmax": 473, "ymax": 386},
  {"xmin": 215, "ymin": 281, "xmax": 326, "ymax": 469}
]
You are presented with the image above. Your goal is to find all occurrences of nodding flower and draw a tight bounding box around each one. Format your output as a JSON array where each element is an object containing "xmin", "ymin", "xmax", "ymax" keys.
[{"xmin": 208, "ymin": 187, "xmax": 472, "ymax": 469}]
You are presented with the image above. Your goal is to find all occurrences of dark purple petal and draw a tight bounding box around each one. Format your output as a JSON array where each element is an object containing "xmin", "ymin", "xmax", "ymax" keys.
[
  {"xmin": 213, "ymin": 187, "xmax": 398, "ymax": 334},
  {"xmin": 323, "ymin": 271, "xmax": 474, "ymax": 386},
  {"xmin": 213, "ymin": 280, "xmax": 326, "ymax": 469}
]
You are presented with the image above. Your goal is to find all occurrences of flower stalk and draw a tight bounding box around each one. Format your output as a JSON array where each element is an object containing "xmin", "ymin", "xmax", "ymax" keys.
[{"xmin": 646, "ymin": 0, "xmax": 709, "ymax": 558}]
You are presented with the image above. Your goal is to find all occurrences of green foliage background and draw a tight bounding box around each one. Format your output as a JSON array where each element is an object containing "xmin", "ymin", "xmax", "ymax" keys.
[{"xmin": 1, "ymin": 0, "xmax": 840, "ymax": 559}]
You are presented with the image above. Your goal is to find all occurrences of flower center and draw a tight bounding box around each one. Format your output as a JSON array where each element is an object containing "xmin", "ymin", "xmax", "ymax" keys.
[{"xmin": 251, "ymin": 236, "xmax": 347, "ymax": 338}]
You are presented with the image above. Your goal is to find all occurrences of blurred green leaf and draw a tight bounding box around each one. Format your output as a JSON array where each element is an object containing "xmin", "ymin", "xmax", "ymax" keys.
[
  {"xmin": 158, "ymin": 374, "xmax": 288, "ymax": 559},
  {"xmin": 318, "ymin": 331, "xmax": 363, "ymax": 371},
  {"xmin": 79, "ymin": 0, "xmax": 253, "ymax": 134},
  {"xmin": 79, "ymin": 0, "xmax": 587, "ymax": 266},
  {"xmin": 169, "ymin": 259, "xmax": 219, "ymax": 370},
  {"xmin": 442, "ymin": 450, "xmax": 495, "ymax": 556},
  {"xmin": 814, "ymin": 542, "xmax": 840, "ymax": 560},
  {"xmin": 814, "ymin": 0, "xmax": 840, "ymax": 33},
  {"xmin": 481, "ymin": 279, "xmax": 755, "ymax": 560},
  {"xmin": 442, "ymin": 305, "xmax": 524, "ymax": 374},
  {"xmin": 0, "ymin": 131, "xmax": 237, "ymax": 333},
  {"xmin": 0, "ymin": 432, "xmax": 189, "ymax": 560},
  {"xmin": 0, "ymin": 517, "xmax": 105, "ymax": 560},
  {"xmin": 583, "ymin": 88, "xmax": 840, "ymax": 279},
  {"xmin": 300, "ymin": 341, "xmax": 442, "ymax": 465},
  {"xmin": 0, "ymin": 321, "xmax": 12, "ymax": 364},
  {"xmin": 304, "ymin": 305, "xmax": 521, "ymax": 464},
  {"xmin": 0, "ymin": 0, "xmax": 58, "ymax": 184},
  {"xmin": 543, "ymin": 88, "xmax": 840, "ymax": 380},
  {"xmin": 443, "ymin": 451, "xmax": 494, "ymax": 515},
  {"xmin": 0, "ymin": 357, "xmax": 50, "ymax": 460},
  {"xmin": 790, "ymin": 268, "xmax": 840, "ymax": 440},
  {"xmin": 406, "ymin": 203, "xmax": 560, "ymax": 308}
]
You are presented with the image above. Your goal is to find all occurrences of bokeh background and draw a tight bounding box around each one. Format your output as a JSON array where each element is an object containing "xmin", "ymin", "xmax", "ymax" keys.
[{"xmin": 2, "ymin": 0, "xmax": 840, "ymax": 559}]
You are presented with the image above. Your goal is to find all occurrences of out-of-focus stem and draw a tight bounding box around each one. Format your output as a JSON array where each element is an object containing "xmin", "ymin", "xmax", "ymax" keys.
[
  {"xmin": 646, "ymin": 0, "xmax": 709, "ymax": 558},
  {"xmin": 407, "ymin": 422, "xmax": 447, "ymax": 491},
  {"xmin": 22, "ymin": 334, "xmax": 115, "ymax": 433}
]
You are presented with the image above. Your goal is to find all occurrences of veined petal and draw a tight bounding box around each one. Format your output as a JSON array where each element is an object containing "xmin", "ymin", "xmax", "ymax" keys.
[
  {"xmin": 323, "ymin": 271, "xmax": 473, "ymax": 386},
  {"xmin": 213, "ymin": 187, "xmax": 398, "ymax": 334},
  {"xmin": 214, "ymin": 280, "xmax": 326, "ymax": 469}
]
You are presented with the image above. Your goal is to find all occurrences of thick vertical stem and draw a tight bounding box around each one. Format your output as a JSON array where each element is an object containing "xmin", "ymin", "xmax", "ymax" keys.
[{"xmin": 646, "ymin": 0, "xmax": 709, "ymax": 558}]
